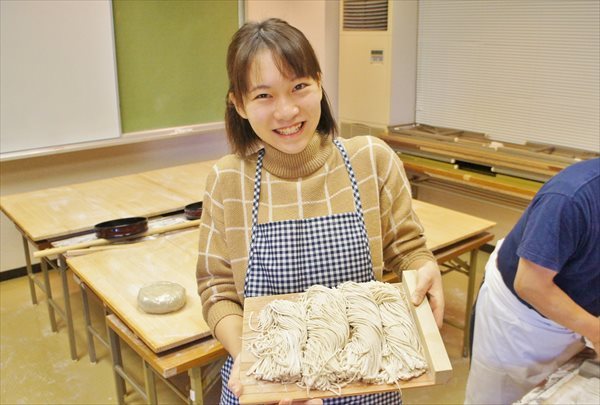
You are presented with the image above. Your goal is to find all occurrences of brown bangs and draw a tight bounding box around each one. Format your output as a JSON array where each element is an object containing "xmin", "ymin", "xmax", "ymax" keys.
[{"xmin": 228, "ymin": 21, "xmax": 321, "ymax": 101}]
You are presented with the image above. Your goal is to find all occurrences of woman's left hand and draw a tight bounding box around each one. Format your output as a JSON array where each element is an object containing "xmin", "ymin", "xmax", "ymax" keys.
[{"xmin": 411, "ymin": 261, "xmax": 445, "ymax": 328}]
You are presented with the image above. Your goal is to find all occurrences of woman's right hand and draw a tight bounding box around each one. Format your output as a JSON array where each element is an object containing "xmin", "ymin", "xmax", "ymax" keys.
[
  {"xmin": 228, "ymin": 354, "xmax": 244, "ymax": 397},
  {"xmin": 278, "ymin": 399, "xmax": 322, "ymax": 405}
]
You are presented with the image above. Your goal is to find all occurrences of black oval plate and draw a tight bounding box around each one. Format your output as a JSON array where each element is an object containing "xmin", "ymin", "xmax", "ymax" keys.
[
  {"xmin": 184, "ymin": 202, "xmax": 203, "ymax": 220},
  {"xmin": 94, "ymin": 216, "xmax": 148, "ymax": 239}
]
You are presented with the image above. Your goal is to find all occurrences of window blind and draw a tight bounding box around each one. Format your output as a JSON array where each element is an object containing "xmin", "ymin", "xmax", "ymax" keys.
[{"xmin": 416, "ymin": 0, "xmax": 599, "ymax": 152}]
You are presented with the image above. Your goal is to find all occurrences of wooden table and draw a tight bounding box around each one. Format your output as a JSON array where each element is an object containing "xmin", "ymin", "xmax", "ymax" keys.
[
  {"xmin": 61, "ymin": 198, "xmax": 493, "ymax": 404},
  {"xmin": 0, "ymin": 160, "xmax": 216, "ymax": 360},
  {"xmin": 64, "ymin": 226, "xmax": 227, "ymax": 404},
  {"xmin": 67, "ymin": 228, "xmax": 210, "ymax": 353},
  {"xmin": 66, "ymin": 200, "xmax": 493, "ymax": 357},
  {"xmin": 1, "ymin": 160, "xmax": 493, "ymax": 375},
  {"xmin": 66, "ymin": 228, "xmax": 228, "ymax": 404}
]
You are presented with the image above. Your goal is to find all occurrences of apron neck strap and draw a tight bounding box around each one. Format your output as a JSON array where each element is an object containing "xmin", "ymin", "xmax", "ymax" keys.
[
  {"xmin": 251, "ymin": 148, "xmax": 266, "ymax": 230},
  {"xmin": 332, "ymin": 138, "xmax": 365, "ymax": 220}
]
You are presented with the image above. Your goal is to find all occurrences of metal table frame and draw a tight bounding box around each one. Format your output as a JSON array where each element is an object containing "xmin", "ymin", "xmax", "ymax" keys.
[
  {"xmin": 106, "ymin": 314, "xmax": 226, "ymax": 405},
  {"xmin": 19, "ymin": 233, "xmax": 79, "ymax": 360}
]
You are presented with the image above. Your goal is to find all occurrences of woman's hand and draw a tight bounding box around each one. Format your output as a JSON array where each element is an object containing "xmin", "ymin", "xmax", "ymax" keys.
[
  {"xmin": 590, "ymin": 338, "xmax": 600, "ymax": 360},
  {"xmin": 411, "ymin": 261, "xmax": 445, "ymax": 328},
  {"xmin": 228, "ymin": 354, "xmax": 243, "ymax": 397},
  {"xmin": 278, "ymin": 399, "xmax": 323, "ymax": 405}
]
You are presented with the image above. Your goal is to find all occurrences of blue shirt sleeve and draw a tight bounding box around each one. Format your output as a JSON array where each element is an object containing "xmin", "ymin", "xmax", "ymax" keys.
[{"xmin": 516, "ymin": 193, "xmax": 583, "ymax": 273}]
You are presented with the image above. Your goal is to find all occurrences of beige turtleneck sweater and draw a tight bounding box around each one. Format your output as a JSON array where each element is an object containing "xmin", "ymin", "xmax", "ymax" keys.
[{"xmin": 196, "ymin": 134, "xmax": 434, "ymax": 335}]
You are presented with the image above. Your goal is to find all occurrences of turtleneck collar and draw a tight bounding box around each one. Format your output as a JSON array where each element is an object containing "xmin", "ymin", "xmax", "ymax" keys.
[{"xmin": 261, "ymin": 133, "xmax": 334, "ymax": 179}]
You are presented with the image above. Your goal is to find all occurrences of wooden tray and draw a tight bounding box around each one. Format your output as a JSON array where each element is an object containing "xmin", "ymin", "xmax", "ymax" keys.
[{"xmin": 238, "ymin": 271, "xmax": 452, "ymax": 404}]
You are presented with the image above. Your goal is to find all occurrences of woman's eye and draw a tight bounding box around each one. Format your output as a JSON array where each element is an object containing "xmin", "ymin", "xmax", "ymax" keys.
[
  {"xmin": 253, "ymin": 93, "xmax": 269, "ymax": 100},
  {"xmin": 294, "ymin": 83, "xmax": 308, "ymax": 91}
]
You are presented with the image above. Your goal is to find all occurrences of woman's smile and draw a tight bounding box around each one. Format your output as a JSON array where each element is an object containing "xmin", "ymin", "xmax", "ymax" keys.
[{"xmin": 274, "ymin": 122, "xmax": 304, "ymax": 136}]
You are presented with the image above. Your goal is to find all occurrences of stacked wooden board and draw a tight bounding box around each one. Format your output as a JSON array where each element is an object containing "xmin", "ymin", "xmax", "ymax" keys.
[
  {"xmin": 376, "ymin": 124, "xmax": 598, "ymax": 202},
  {"xmin": 384, "ymin": 123, "xmax": 597, "ymax": 181}
]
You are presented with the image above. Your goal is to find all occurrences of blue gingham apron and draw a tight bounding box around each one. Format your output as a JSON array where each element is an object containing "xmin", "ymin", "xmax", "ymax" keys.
[{"xmin": 220, "ymin": 139, "xmax": 401, "ymax": 404}]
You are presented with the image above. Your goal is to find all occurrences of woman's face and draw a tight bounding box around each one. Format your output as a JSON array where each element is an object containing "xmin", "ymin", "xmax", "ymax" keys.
[{"xmin": 232, "ymin": 50, "xmax": 322, "ymax": 155}]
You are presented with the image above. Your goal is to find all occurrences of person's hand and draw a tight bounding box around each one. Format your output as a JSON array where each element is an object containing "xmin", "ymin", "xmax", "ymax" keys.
[
  {"xmin": 585, "ymin": 321, "xmax": 600, "ymax": 360},
  {"xmin": 592, "ymin": 339, "xmax": 600, "ymax": 360},
  {"xmin": 411, "ymin": 261, "xmax": 445, "ymax": 328},
  {"xmin": 278, "ymin": 399, "xmax": 323, "ymax": 405},
  {"xmin": 228, "ymin": 354, "xmax": 243, "ymax": 398}
]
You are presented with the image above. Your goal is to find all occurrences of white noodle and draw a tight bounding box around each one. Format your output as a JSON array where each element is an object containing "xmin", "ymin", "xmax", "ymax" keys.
[
  {"xmin": 246, "ymin": 299, "xmax": 306, "ymax": 383},
  {"xmin": 245, "ymin": 281, "xmax": 428, "ymax": 393},
  {"xmin": 339, "ymin": 281, "xmax": 384, "ymax": 383},
  {"xmin": 366, "ymin": 281, "xmax": 428, "ymax": 383},
  {"xmin": 300, "ymin": 285, "xmax": 349, "ymax": 394}
]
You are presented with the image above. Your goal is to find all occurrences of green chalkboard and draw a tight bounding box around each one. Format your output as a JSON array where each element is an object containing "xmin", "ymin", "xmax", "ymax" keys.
[{"xmin": 113, "ymin": 0, "xmax": 238, "ymax": 133}]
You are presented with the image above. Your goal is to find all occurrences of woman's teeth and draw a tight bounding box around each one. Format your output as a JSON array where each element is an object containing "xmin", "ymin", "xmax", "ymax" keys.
[{"xmin": 275, "ymin": 122, "xmax": 303, "ymax": 135}]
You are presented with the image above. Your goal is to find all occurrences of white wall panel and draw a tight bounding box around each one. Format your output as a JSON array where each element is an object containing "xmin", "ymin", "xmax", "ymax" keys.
[{"xmin": 416, "ymin": 0, "xmax": 599, "ymax": 152}]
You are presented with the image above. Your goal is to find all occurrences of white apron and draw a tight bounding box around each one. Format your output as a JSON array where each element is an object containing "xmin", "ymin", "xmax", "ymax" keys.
[{"xmin": 465, "ymin": 239, "xmax": 585, "ymax": 405}]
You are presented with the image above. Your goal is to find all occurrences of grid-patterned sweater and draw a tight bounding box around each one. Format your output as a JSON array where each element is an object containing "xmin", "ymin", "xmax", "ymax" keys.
[{"xmin": 196, "ymin": 134, "xmax": 434, "ymax": 335}]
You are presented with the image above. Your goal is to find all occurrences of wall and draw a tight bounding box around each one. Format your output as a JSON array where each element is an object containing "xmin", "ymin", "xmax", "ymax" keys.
[
  {"xmin": 1, "ymin": 0, "xmax": 238, "ymax": 159},
  {"xmin": 416, "ymin": 0, "xmax": 599, "ymax": 152}
]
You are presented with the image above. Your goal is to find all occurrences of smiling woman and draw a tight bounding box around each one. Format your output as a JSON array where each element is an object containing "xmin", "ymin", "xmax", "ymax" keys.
[{"xmin": 195, "ymin": 18, "xmax": 444, "ymax": 405}]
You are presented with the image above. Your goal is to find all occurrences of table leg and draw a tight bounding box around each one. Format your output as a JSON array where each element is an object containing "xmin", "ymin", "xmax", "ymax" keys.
[
  {"xmin": 79, "ymin": 281, "xmax": 97, "ymax": 363},
  {"xmin": 143, "ymin": 361, "xmax": 158, "ymax": 405},
  {"xmin": 108, "ymin": 326, "xmax": 127, "ymax": 405},
  {"xmin": 22, "ymin": 236, "xmax": 38, "ymax": 305},
  {"xmin": 188, "ymin": 366, "xmax": 203, "ymax": 405},
  {"xmin": 463, "ymin": 248, "xmax": 480, "ymax": 357},
  {"xmin": 40, "ymin": 257, "xmax": 58, "ymax": 332},
  {"xmin": 58, "ymin": 255, "xmax": 77, "ymax": 360}
]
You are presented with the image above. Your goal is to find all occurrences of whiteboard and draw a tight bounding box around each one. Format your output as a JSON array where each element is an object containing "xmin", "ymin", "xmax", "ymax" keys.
[{"xmin": 0, "ymin": 0, "xmax": 120, "ymax": 155}]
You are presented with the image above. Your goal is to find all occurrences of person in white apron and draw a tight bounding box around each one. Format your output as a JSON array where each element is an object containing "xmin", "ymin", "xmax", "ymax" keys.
[
  {"xmin": 197, "ymin": 18, "xmax": 444, "ymax": 405},
  {"xmin": 465, "ymin": 240, "xmax": 586, "ymax": 405},
  {"xmin": 218, "ymin": 140, "xmax": 402, "ymax": 404},
  {"xmin": 466, "ymin": 158, "xmax": 600, "ymax": 405}
]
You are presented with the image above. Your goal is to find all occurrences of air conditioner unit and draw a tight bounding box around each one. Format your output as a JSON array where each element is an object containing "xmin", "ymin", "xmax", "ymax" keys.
[{"xmin": 339, "ymin": 0, "xmax": 418, "ymax": 129}]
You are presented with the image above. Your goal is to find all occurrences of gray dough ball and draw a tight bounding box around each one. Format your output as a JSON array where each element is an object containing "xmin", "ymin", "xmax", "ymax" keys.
[{"xmin": 137, "ymin": 281, "xmax": 186, "ymax": 314}]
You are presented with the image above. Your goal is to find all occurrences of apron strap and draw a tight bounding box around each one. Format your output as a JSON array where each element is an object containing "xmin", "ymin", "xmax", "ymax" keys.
[
  {"xmin": 333, "ymin": 138, "xmax": 366, "ymax": 223},
  {"xmin": 250, "ymin": 148, "xmax": 265, "ymax": 230},
  {"xmin": 332, "ymin": 139, "xmax": 373, "ymax": 268},
  {"xmin": 247, "ymin": 148, "xmax": 266, "ymax": 264}
]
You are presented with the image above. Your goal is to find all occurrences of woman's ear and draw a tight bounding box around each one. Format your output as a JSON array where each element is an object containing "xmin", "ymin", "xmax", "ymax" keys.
[
  {"xmin": 228, "ymin": 93, "xmax": 248, "ymax": 119},
  {"xmin": 316, "ymin": 75, "xmax": 323, "ymax": 101}
]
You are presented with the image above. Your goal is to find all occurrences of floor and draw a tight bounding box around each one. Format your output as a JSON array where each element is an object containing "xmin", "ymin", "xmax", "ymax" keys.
[{"xmin": 0, "ymin": 251, "xmax": 489, "ymax": 404}]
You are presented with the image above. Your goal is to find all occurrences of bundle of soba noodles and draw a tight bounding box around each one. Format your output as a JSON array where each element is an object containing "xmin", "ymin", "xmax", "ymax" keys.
[{"xmin": 245, "ymin": 281, "xmax": 428, "ymax": 394}]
